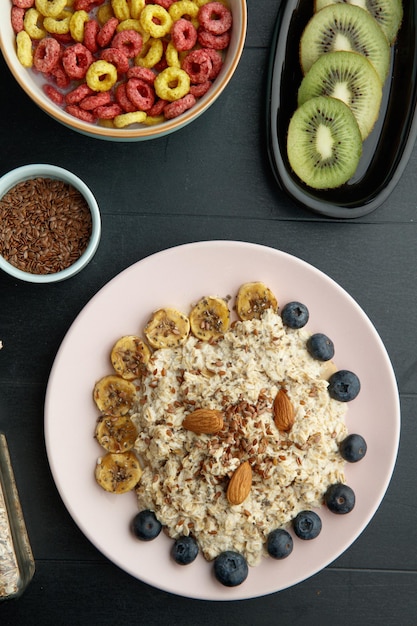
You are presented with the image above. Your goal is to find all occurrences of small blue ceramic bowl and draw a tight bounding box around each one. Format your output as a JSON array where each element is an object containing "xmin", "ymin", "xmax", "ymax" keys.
[{"xmin": 0, "ymin": 164, "xmax": 101, "ymax": 283}]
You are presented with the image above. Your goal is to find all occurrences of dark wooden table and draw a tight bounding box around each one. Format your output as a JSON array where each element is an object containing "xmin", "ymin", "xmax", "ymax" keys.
[{"xmin": 1, "ymin": 2, "xmax": 416, "ymax": 624}]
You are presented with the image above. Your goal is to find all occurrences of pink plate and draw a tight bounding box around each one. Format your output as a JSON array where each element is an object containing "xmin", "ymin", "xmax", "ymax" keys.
[{"xmin": 44, "ymin": 241, "xmax": 400, "ymax": 600}]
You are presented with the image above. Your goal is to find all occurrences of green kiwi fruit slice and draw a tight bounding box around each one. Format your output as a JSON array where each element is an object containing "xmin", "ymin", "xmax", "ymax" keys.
[
  {"xmin": 287, "ymin": 95, "xmax": 362, "ymax": 189},
  {"xmin": 297, "ymin": 50, "xmax": 382, "ymax": 140},
  {"xmin": 314, "ymin": 0, "xmax": 403, "ymax": 45},
  {"xmin": 300, "ymin": 3, "xmax": 391, "ymax": 82}
]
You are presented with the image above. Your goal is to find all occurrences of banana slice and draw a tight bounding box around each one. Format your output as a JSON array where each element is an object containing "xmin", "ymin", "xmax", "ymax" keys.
[
  {"xmin": 144, "ymin": 308, "xmax": 190, "ymax": 349},
  {"xmin": 95, "ymin": 414, "xmax": 138, "ymax": 453},
  {"xmin": 189, "ymin": 296, "xmax": 230, "ymax": 341},
  {"xmin": 110, "ymin": 335, "xmax": 151, "ymax": 380},
  {"xmin": 236, "ymin": 282, "xmax": 278, "ymax": 321},
  {"xmin": 95, "ymin": 451, "xmax": 142, "ymax": 494},
  {"xmin": 93, "ymin": 375, "xmax": 137, "ymax": 416}
]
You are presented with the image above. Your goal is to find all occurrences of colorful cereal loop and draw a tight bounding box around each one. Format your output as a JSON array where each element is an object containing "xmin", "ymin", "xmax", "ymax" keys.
[
  {"xmin": 169, "ymin": 1, "xmax": 199, "ymax": 28},
  {"xmin": 35, "ymin": 0, "xmax": 67, "ymax": 17},
  {"xmin": 86, "ymin": 60, "xmax": 118, "ymax": 91},
  {"xmin": 16, "ymin": 30, "xmax": 33, "ymax": 67},
  {"xmin": 23, "ymin": 8, "xmax": 47, "ymax": 39},
  {"xmin": 140, "ymin": 5, "xmax": 173, "ymax": 38},
  {"xmin": 70, "ymin": 10, "xmax": 90, "ymax": 42},
  {"xmin": 43, "ymin": 13, "xmax": 71, "ymax": 35},
  {"xmin": 129, "ymin": 0, "xmax": 145, "ymax": 19},
  {"xmin": 135, "ymin": 37, "xmax": 163, "ymax": 68},
  {"xmin": 113, "ymin": 110, "xmax": 147, "ymax": 127},
  {"xmin": 166, "ymin": 42, "xmax": 181, "ymax": 68},
  {"xmin": 154, "ymin": 66, "xmax": 190, "ymax": 101},
  {"xmin": 111, "ymin": 0, "xmax": 130, "ymax": 20}
]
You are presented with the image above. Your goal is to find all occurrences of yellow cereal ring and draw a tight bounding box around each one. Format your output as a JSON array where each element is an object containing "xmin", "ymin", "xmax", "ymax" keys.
[
  {"xmin": 135, "ymin": 37, "xmax": 163, "ymax": 68},
  {"xmin": 69, "ymin": 10, "xmax": 89, "ymax": 42},
  {"xmin": 111, "ymin": 0, "xmax": 130, "ymax": 21},
  {"xmin": 24, "ymin": 8, "xmax": 47, "ymax": 39},
  {"xmin": 86, "ymin": 60, "xmax": 118, "ymax": 92},
  {"xmin": 16, "ymin": 31, "xmax": 33, "ymax": 68},
  {"xmin": 140, "ymin": 5, "xmax": 172, "ymax": 38},
  {"xmin": 35, "ymin": 0, "xmax": 67, "ymax": 18},
  {"xmin": 97, "ymin": 3, "xmax": 114, "ymax": 25},
  {"xmin": 43, "ymin": 13, "xmax": 71, "ymax": 34},
  {"xmin": 142, "ymin": 114, "xmax": 165, "ymax": 126},
  {"xmin": 166, "ymin": 41, "xmax": 181, "ymax": 68},
  {"xmin": 129, "ymin": 0, "xmax": 145, "ymax": 20},
  {"xmin": 169, "ymin": 1, "xmax": 199, "ymax": 28},
  {"xmin": 154, "ymin": 66, "xmax": 190, "ymax": 101},
  {"xmin": 114, "ymin": 111, "xmax": 147, "ymax": 127},
  {"xmin": 116, "ymin": 19, "xmax": 143, "ymax": 34}
]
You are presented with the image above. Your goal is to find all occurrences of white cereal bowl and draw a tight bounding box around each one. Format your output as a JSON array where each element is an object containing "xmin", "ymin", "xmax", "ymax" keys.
[
  {"xmin": 0, "ymin": 1, "xmax": 247, "ymax": 142},
  {"xmin": 0, "ymin": 164, "xmax": 101, "ymax": 283}
]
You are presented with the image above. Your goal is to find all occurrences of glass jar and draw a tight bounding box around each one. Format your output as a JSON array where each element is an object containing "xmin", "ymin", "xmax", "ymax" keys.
[{"xmin": 0, "ymin": 433, "xmax": 35, "ymax": 600}]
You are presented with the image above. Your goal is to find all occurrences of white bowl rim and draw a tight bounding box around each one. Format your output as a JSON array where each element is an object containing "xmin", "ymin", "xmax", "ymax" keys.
[
  {"xmin": 0, "ymin": 1, "xmax": 247, "ymax": 141},
  {"xmin": 0, "ymin": 164, "xmax": 101, "ymax": 283}
]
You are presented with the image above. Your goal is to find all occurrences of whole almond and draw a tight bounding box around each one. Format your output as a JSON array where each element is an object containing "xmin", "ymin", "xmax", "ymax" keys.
[
  {"xmin": 182, "ymin": 408, "xmax": 224, "ymax": 434},
  {"xmin": 226, "ymin": 460, "xmax": 252, "ymax": 505},
  {"xmin": 273, "ymin": 388, "xmax": 295, "ymax": 432}
]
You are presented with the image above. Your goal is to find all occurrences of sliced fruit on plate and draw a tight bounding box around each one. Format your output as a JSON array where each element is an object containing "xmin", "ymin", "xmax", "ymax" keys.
[
  {"xmin": 235, "ymin": 282, "xmax": 278, "ymax": 321},
  {"xmin": 110, "ymin": 335, "xmax": 151, "ymax": 380},
  {"xmin": 95, "ymin": 450, "xmax": 142, "ymax": 494},
  {"xmin": 300, "ymin": 3, "xmax": 391, "ymax": 83},
  {"xmin": 314, "ymin": 0, "xmax": 403, "ymax": 45},
  {"xmin": 93, "ymin": 374, "xmax": 137, "ymax": 416},
  {"xmin": 189, "ymin": 296, "xmax": 230, "ymax": 341},
  {"xmin": 297, "ymin": 50, "xmax": 382, "ymax": 140},
  {"xmin": 287, "ymin": 95, "xmax": 362, "ymax": 189},
  {"xmin": 144, "ymin": 307, "xmax": 190, "ymax": 349},
  {"xmin": 95, "ymin": 414, "xmax": 138, "ymax": 453}
]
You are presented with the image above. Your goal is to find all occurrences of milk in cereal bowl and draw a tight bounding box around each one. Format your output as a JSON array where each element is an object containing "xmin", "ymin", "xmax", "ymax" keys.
[{"xmin": 44, "ymin": 242, "xmax": 400, "ymax": 599}]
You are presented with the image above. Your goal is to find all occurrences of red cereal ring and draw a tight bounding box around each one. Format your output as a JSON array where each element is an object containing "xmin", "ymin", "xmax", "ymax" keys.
[
  {"xmin": 204, "ymin": 47, "xmax": 223, "ymax": 79},
  {"xmin": 198, "ymin": 2, "xmax": 232, "ymax": 35},
  {"xmin": 197, "ymin": 27, "xmax": 230, "ymax": 50},
  {"xmin": 65, "ymin": 104, "xmax": 96, "ymax": 123},
  {"xmin": 65, "ymin": 83, "xmax": 94, "ymax": 104},
  {"xmin": 97, "ymin": 17, "xmax": 119, "ymax": 48},
  {"xmin": 52, "ymin": 32, "xmax": 74, "ymax": 44},
  {"xmin": 101, "ymin": 47, "xmax": 130, "ymax": 74},
  {"xmin": 111, "ymin": 29, "xmax": 143, "ymax": 59},
  {"xmin": 95, "ymin": 103, "xmax": 123, "ymax": 119},
  {"xmin": 79, "ymin": 90, "xmax": 112, "ymax": 111},
  {"xmin": 62, "ymin": 43, "xmax": 93, "ymax": 80},
  {"xmin": 50, "ymin": 61, "xmax": 71, "ymax": 89},
  {"xmin": 11, "ymin": 6, "xmax": 26, "ymax": 33},
  {"xmin": 127, "ymin": 66, "xmax": 155, "ymax": 84},
  {"xmin": 12, "ymin": 0, "xmax": 34, "ymax": 8},
  {"xmin": 171, "ymin": 18, "xmax": 197, "ymax": 52},
  {"xmin": 115, "ymin": 83, "xmax": 137, "ymax": 112},
  {"xmin": 126, "ymin": 77, "xmax": 155, "ymax": 111},
  {"xmin": 190, "ymin": 80, "xmax": 212, "ymax": 98},
  {"xmin": 43, "ymin": 83, "xmax": 64, "ymax": 105},
  {"xmin": 33, "ymin": 37, "xmax": 61, "ymax": 74},
  {"xmin": 153, "ymin": 0, "xmax": 175, "ymax": 8},
  {"xmin": 147, "ymin": 98, "xmax": 167, "ymax": 116},
  {"xmin": 74, "ymin": 0, "xmax": 104, "ymax": 10},
  {"xmin": 164, "ymin": 93, "xmax": 195, "ymax": 119},
  {"xmin": 181, "ymin": 48, "xmax": 212, "ymax": 84},
  {"xmin": 84, "ymin": 19, "xmax": 100, "ymax": 53}
]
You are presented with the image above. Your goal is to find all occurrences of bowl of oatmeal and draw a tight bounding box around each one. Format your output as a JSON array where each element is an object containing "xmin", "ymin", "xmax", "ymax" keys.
[
  {"xmin": 0, "ymin": 164, "xmax": 101, "ymax": 283},
  {"xmin": 0, "ymin": 1, "xmax": 247, "ymax": 141},
  {"xmin": 44, "ymin": 241, "xmax": 400, "ymax": 600}
]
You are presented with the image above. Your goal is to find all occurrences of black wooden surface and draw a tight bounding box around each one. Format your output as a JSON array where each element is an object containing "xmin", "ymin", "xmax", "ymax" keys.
[{"xmin": 1, "ymin": 2, "xmax": 416, "ymax": 624}]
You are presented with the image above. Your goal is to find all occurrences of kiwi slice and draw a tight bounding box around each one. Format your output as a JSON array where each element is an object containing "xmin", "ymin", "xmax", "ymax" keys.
[
  {"xmin": 298, "ymin": 51, "xmax": 382, "ymax": 140},
  {"xmin": 287, "ymin": 95, "xmax": 362, "ymax": 189},
  {"xmin": 314, "ymin": 0, "xmax": 403, "ymax": 45},
  {"xmin": 300, "ymin": 4, "xmax": 391, "ymax": 83}
]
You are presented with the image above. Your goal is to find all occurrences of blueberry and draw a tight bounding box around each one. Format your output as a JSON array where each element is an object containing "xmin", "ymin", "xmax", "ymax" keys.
[
  {"xmin": 325, "ymin": 483, "xmax": 355, "ymax": 514},
  {"xmin": 171, "ymin": 535, "xmax": 199, "ymax": 565},
  {"xmin": 293, "ymin": 510, "xmax": 322, "ymax": 540},
  {"xmin": 281, "ymin": 302, "xmax": 309, "ymax": 329},
  {"xmin": 328, "ymin": 370, "xmax": 361, "ymax": 402},
  {"xmin": 131, "ymin": 510, "xmax": 162, "ymax": 541},
  {"xmin": 339, "ymin": 434, "xmax": 367, "ymax": 462},
  {"xmin": 306, "ymin": 333, "xmax": 335, "ymax": 361},
  {"xmin": 266, "ymin": 529, "xmax": 293, "ymax": 559},
  {"xmin": 213, "ymin": 551, "xmax": 248, "ymax": 587}
]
